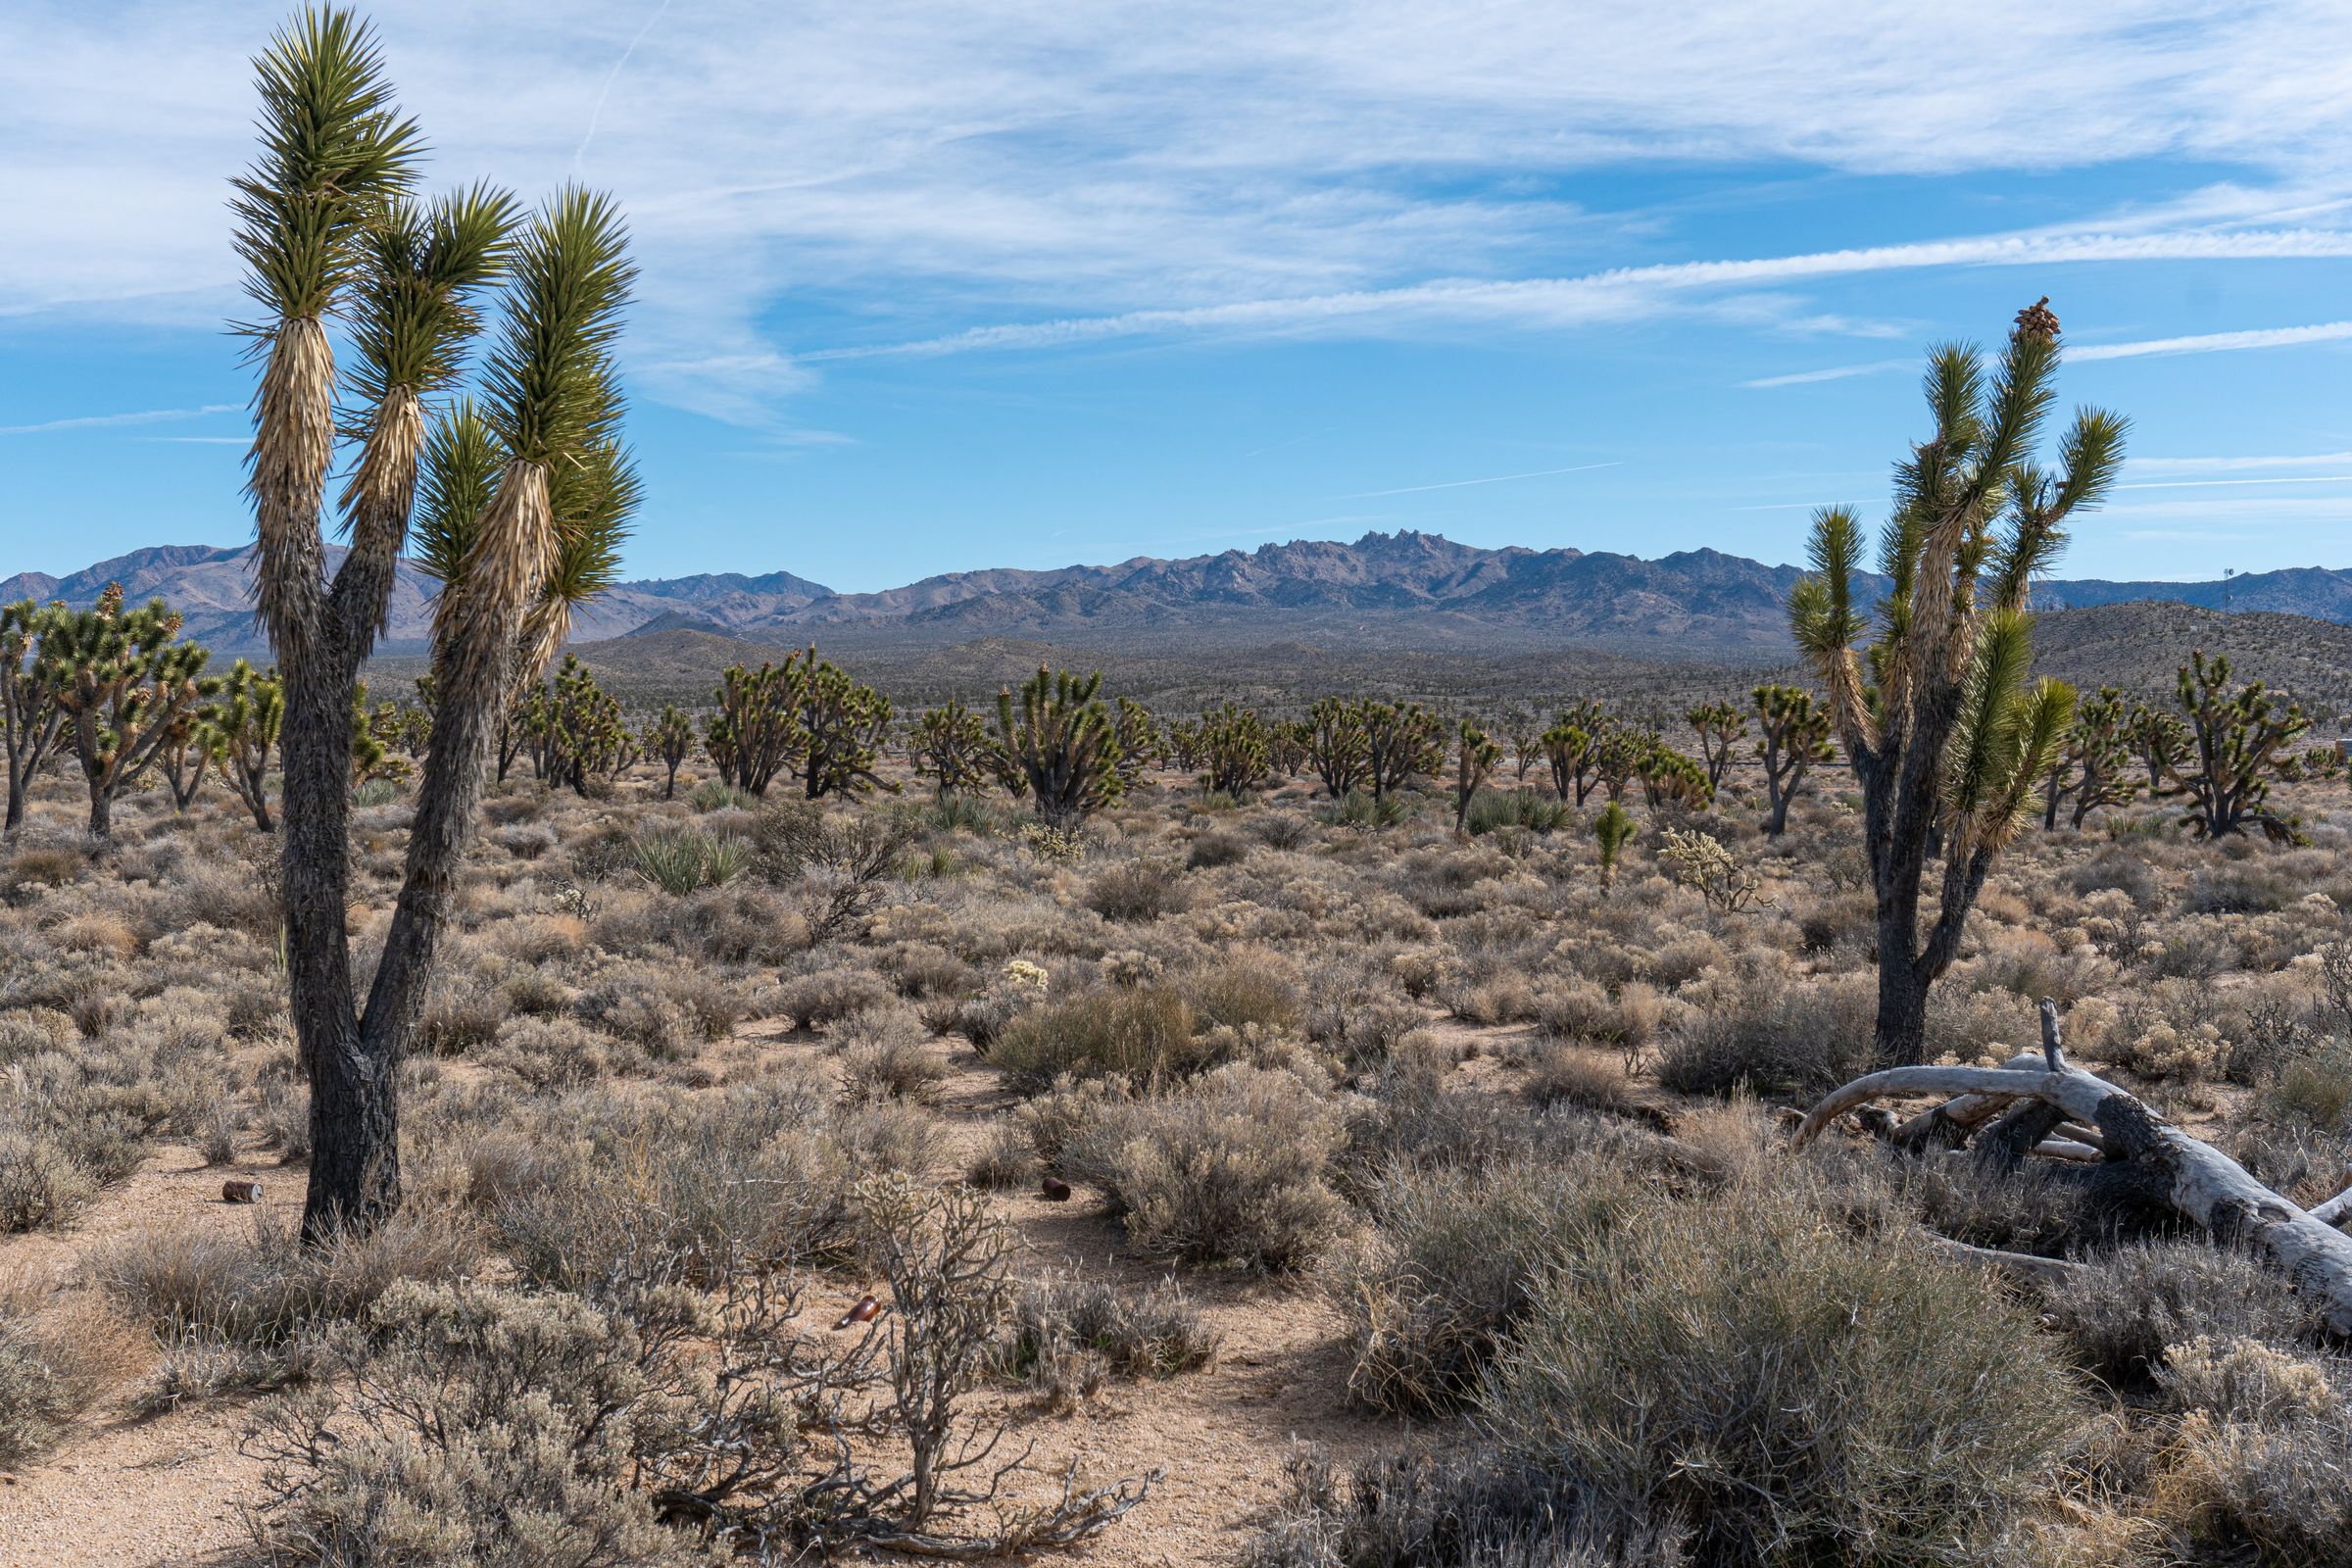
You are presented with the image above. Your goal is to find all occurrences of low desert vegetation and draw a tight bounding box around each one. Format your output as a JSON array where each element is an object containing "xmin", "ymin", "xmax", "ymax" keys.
[{"xmin": 3, "ymin": 13, "xmax": 2351, "ymax": 1568}]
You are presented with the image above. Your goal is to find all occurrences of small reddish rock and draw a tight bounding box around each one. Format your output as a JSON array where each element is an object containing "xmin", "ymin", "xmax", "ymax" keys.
[
  {"xmin": 221, "ymin": 1179, "xmax": 263, "ymax": 1203},
  {"xmin": 833, "ymin": 1295, "xmax": 883, "ymax": 1331},
  {"xmin": 1041, "ymin": 1175, "xmax": 1072, "ymax": 1202}
]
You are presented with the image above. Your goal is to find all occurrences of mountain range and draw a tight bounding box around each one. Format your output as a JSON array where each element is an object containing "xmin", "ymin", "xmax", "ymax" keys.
[{"xmin": 4, "ymin": 532, "xmax": 2347, "ymax": 662}]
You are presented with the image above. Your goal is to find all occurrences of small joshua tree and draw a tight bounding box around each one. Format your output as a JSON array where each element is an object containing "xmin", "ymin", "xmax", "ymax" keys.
[
  {"xmin": 645, "ymin": 704, "xmax": 692, "ymax": 799},
  {"xmin": 1, "ymin": 600, "xmax": 68, "ymax": 836},
  {"xmin": 1750, "ymin": 683, "xmax": 1832, "ymax": 836},
  {"xmin": 911, "ymin": 700, "xmax": 993, "ymax": 802},
  {"xmin": 1451, "ymin": 716, "xmax": 1500, "ymax": 833},
  {"xmin": 34, "ymin": 586, "xmax": 217, "ymax": 839},
  {"xmin": 2125, "ymin": 701, "xmax": 2192, "ymax": 793},
  {"xmin": 207, "ymin": 659, "xmax": 284, "ymax": 832},
  {"xmin": 1304, "ymin": 697, "xmax": 1369, "ymax": 799},
  {"xmin": 2039, "ymin": 684, "xmax": 2139, "ymax": 830},
  {"xmin": 796, "ymin": 647, "xmax": 894, "ymax": 800},
  {"xmin": 705, "ymin": 660, "xmax": 806, "ymax": 797},
  {"xmin": 1685, "ymin": 701, "xmax": 1746, "ymax": 792},
  {"xmin": 1634, "ymin": 737, "xmax": 1713, "ymax": 811},
  {"xmin": 1540, "ymin": 718, "xmax": 1594, "ymax": 806},
  {"xmin": 1791, "ymin": 298, "xmax": 2125, "ymax": 1064},
  {"xmin": 1270, "ymin": 717, "xmax": 1311, "ymax": 779},
  {"xmin": 1592, "ymin": 800, "xmax": 1637, "ymax": 894},
  {"xmin": 995, "ymin": 665, "xmax": 1122, "ymax": 827},
  {"xmin": 1360, "ymin": 701, "xmax": 1443, "ymax": 801},
  {"xmin": 1112, "ymin": 697, "xmax": 1161, "ymax": 788},
  {"xmin": 2158, "ymin": 650, "xmax": 2308, "ymax": 841},
  {"xmin": 1198, "ymin": 702, "xmax": 1271, "ymax": 799}
]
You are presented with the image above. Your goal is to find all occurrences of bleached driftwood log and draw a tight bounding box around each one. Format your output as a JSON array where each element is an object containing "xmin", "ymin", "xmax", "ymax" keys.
[{"xmin": 1796, "ymin": 1001, "xmax": 2352, "ymax": 1334}]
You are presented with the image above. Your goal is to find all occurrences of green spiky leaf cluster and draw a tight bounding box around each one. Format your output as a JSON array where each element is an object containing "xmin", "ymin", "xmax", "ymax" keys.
[{"xmin": 995, "ymin": 665, "xmax": 1123, "ymax": 826}]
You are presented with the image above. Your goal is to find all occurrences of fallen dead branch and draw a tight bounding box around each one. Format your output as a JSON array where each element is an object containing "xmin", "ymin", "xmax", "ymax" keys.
[{"xmin": 1796, "ymin": 1001, "xmax": 2352, "ymax": 1334}]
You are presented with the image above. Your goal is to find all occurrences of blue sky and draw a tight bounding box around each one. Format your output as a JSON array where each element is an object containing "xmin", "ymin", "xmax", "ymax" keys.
[{"xmin": 6, "ymin": 3, "xmax": 2352, "ymax": 592}]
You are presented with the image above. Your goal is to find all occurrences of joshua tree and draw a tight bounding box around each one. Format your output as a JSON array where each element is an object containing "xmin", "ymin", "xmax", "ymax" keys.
[
  {"xmin": 35, "ymin": 587, "xmax": 217, "ymax": 839},
  {"xmin": 795, "ymin": 648, "xmax": 894, "ymax": 800},
  {"xmin": 158, "ymin": 708, "xmax": 218, "ymax": 811},
  {"xmin": 1271, "ymin": 717, "xmax": 1311, "ymax": 780},
  {"xmin": 2125, "ymin": 702, "xmax": 2192, "ymax": 792},
  {"xmin": 1360, "ymin": 701, "xmax": 1443, "ymax": 801},
  {"xmin": 2158, "ymin": 650, "xmax": 2308, "ymax": 841},
  {"xmin": 235, "ymin": 10, "xmax": 637, "ymax": 1236},
  {"xmin": 1593, "ymin": 800, "xmax": 1637, "ymax": 893},
  {"xmin": 1685, "ymin": 701, "xmax": 1746, "ymax": 791},
  {"xmin": 1198, "ymin": 702, "xmax": 1271, "ymax": 799},
  {"xmin": 534, "ymin": 655, "xmax": 633, "ymax": 794},
  {"xmin": 1451, "ymin": 716, "xmax": 1501, "ymax": 832},
  {"xmin": 1540, "ymin": 718, "xmax": 1594, "ymax": 806},
  {"xmin": 911, "ymin": 700, "xmax": 993, "ymax": 801},
  {"xmin": 2039, "ymin": 684, "xmax": 2139, "ymax": 830},
  {"xmin": 207, "ymin": 659, "xmax": 284, "ymax": 832},
  {"xmin": 1751, "ymin": 683, "xmax": 1832, "ymax": 836},
  {"xmin": 1502, "ymin": 708, "xmax": 1541, "ymax": 784},
  {"xmin": 1305, "ymin": 696, "xmax": 1369, "ymax": 799},
  {"xmin": 645, "ymin": 705, "xmax": 693, "ymax": 799},
  {"xmin": 1, "ymin": 600, "xmax": 68, "ymax": 835},
  {"xmin": 1634, "ymin": 737, "xmax": 1713, "ymax": 810},
  {"xmin": 995, "ymin": 665, "xmax": 1122, "ymax": 826},
  {"xmin": 1112, "ymin": 697, "xmax": 1161, "ymax": 788},
  {"xmin": 705, "ymin": 660, "xmax": 806, "ymax": 797},
  {"xmin": 1790, "ymin": 298, "xmax": 2125, "ymax": 1064}
]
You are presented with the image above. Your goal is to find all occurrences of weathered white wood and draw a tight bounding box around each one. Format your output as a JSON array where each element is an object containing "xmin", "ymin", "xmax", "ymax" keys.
[
  {"xmin": 2031, "ymin": 1138, "xmax": 2105, "ymax": 1164},
  {"xmin": 1796, "ymin": 1059, "xmax": 2352, "ymax": 1334},
  {"xmin": 2312, "ymin": 1185, "xmax": 2351, "ymax": 1229}
]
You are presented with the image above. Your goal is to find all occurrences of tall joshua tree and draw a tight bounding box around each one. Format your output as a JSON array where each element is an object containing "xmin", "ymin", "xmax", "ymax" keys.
[
  {"xmin": 1791, "ymin": 299, "xmax": 2125, "ymax": 1065},
  {"xmin": 237, "ymin": 9, "xmax": 637, "ymax": 1237}
]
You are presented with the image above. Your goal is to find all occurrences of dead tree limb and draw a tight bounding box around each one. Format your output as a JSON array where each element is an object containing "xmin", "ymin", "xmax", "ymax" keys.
[{"xmin": 1795, "ymin": 1057, "xmax": 2352, "ymax": 1334}]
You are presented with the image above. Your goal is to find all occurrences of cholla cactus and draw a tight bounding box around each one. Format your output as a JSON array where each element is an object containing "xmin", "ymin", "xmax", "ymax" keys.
[
  {"xmin": 911, "ymin": 699, "xmax": 993, "ymax": 801},
  {"xmin": 1685, "ymin": 701, "xmax": 1747, "ymax": 791},
  {"xmin": 1789, "ymin": 299, "xmax": 2125, "ymax": 1063},
  {"xmin": 1451, "ymin": 716, "xmax": 1501, "ymax": 832},
  {"xmin": 2158, "ymin": 651, "xmax": 2308, "ymax": 841},
  {"xmin": 34, "ymin": 587, "xmax": 216, "ymax": 838},
  {"xmin": 1198, "ymin": 702, "xmax": 1271, "ymax": 799},
  {"xmin": 1660, "ymin": 826, "xmax": 1768, "ymax": 912},
  {"xmin": 644, "ymin": 704, "xmax": 693, "ymax": 799},
  {"xmin": 995, "ymin": 665, "xmax": 1123, "ymax": 826},
  {"xmin": 1750, "ymin": 683, "xmax": 1833, "ymax": 836}
]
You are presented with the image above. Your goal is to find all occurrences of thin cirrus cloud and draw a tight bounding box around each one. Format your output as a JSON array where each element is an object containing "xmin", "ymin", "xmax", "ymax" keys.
[
  {"xmin": 0, "ymin": 402, "xmax": 240, "ymax": 437},
  {"xmin": 1742, "ymin": 316, "xmax": 2352, "ymax": 389},
  {"xmin": 809, "ymin": 225, "xmax": 2352, "ymax": 364}
]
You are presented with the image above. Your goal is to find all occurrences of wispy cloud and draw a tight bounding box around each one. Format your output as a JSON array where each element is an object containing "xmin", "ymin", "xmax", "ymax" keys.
[
  {"xmin": 1335, "ymin": 461, "xmax": 1623, "ymax": 500},
  {"xmin": 2131, "ymin": 450, "xmax": 2352, "ymax": 473},
  {"xmin": 1742, "ymin": 359, "xmax": 1912, "ymax": 389},
  {"xmin": 0, "ymin": 402, "xmax": 238, "ymax": 436},
  {"xmin": 2117, "ymin": 474, "xmax": 2352, "ymax": 490},
  {"xmin": 2072, "ymin": 320, "xmax": 2352, "ymax": 360}
]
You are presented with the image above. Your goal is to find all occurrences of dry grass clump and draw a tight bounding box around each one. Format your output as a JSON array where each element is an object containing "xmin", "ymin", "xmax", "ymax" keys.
[
  {"xmin": 1655, "ymin": 963, "xmax": 1873, "ymax": 1099},
  {"xmin": 2043, "ymin": 1243, "xmax": 2321, "ymax": 1392},
  {"xmin": 2147, "ymin": 1337, "xmax": 2352, "ymax": 1565},
  {"xmin": 1004, "ymin": 1270, "xmax": 1218, "ymax": 1410},
  {"xmin": 0, "ymin": 1278, "xmax": 141, "ymax": 1463},
  {"xmin": 987, "ymin": 985, "xmax": 1221, "ymax": 1092},
  {"xmin": 1062, "ymin": 1064, "xmax": 1348, "ymax": 1270}
]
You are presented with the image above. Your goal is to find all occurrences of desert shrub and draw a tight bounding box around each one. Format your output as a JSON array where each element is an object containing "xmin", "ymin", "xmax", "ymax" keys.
[
  {"xmin": 776, "ymin": 965, "xmax": 894, "ymax": 1031},
  {"xmin": 247, "ymin": 1280, "xmax": 695, "ymax": 1568},
  {"xmin": 474, "ymin": 1016, "xmax": 620, "ymax": 1089},
  {"xmin": 881, "ymin": 942, "xmax": 975, "ymax": 1000},
  {"xmin": 1252, "ymin": 813, "xmax": 1316, "ymax": 851},
  {"xmin": 656, "ymin": 882, "xmax": 808, "ymax": 965},
  {"xmin": 416, "ymin": 980, "xmax": 509, "ymax": 1057},
  {"xmin": 987, "ymin": 986, "xmax": 1225, "ymax": 1093},
  {"xmin": 1186, "ymin": 831, "xmax": 1250, "ymax": 869},
  {"xmin": 837, "ymin": 1011, "xmax": 950, "ymax": 1105},
  {"xmin": 2147, "ymin": 921, "xmax": 2241, "ymax": 981},
  {"xmin": 1301, "ymin": 976, "xmax": 1426, "ymax": 1068},
  {"xmin": 1085, "ymin": 859, "xmax": 1191, "ymax": 922},
  {"xmin": 1004, "ymin": 1271, "xmax": 1217, "ymax": 1409},
  {"xmin": 1330, "ymin": 1152, "xmax": 1640, "ymax": 1416},
  {"xmin": 2260, "ymin": 1037, "xmax": 2352, "ymax": 1132},
  {"xmin": 1068, "ymin": 1064, "xmax": 1348, "ymax": 1270},
  {"xmin": 1655, "ymin": 970, "xmax": 1873, "ymax": 1100},
  {"xmin": 0, "ymin": 1284, "xmax": 136, "ymax": 1464},
  {"xmin": 690, "ymin": 779, "xmax": 755, "ymax": 811},
  {"xmin": 1480, "ymin": 1186, "xmax": 2083, "ymax": 1568},
  {"xmin": 2184, "ymin": 863, "xmax": 2293, "ymax": 915},
  {"xmin": 2152, "ymin": 1336, "xmax": 2352, "ymax": 1566},
  {"xmin": 963, "ymin": 1121, "xmax": 1036, "ymax": 1189},
  {"xmin": 1181, "ymin": 957, "xmax": 1301, "ymax": 1035},
  {"xmin": 0, "ymin": 1132, "xmax": 97, "ymax": 1232},
  {"xmin": 1523, "ymin": 1045, "xmax": 1647, "ymax": 1119},
  {"xmin": 2043, "ymin": 1242, "xmax": 2319, "ymax": 1391},
  {"xmin": 1247, "ymin": 1448, "xmax": 1681, "ymax": 1568}
]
